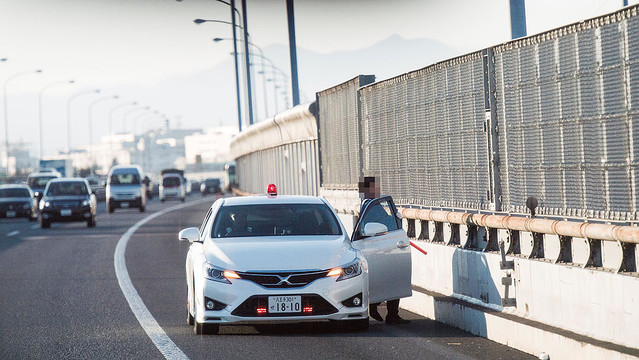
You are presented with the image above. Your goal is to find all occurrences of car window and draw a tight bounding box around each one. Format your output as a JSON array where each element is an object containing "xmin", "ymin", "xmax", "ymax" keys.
[
  {"xmin": 211, "ymin": 204, "xmax": 342, "ymax": 238},
  {"xmin": 0, "ymin": 188, "xmax": 31, "ymax": 198},
  {"xmin": 28, "ymin": 176, "xmax": 56, "ymax": 188},
  {"xmin": 163, "ymin": 176, "xmax": 181, "ymax": 186},
  {"xmin": 110, "ymin": 173, "xmax": 140, "ymax": 185},
  {"xmin": 358, "ymin": 199, "xmax": 400, "ymax": 233},
  {"xmin": 46, "ymin": 182, "xmax": 89, "ymax": 196}
]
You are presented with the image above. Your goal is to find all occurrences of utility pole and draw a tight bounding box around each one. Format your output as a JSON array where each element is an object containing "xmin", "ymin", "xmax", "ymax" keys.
[
  {"xmin": 509, "ymin": 0, "xmax": 527, "ymax": 39},
  {"xmin": 286, "ymin": 0, "xmax": 300, "ymax": 106}
]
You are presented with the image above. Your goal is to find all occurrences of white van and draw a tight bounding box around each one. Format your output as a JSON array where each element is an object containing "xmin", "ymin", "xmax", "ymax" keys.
[
  {"xmin": 106, "ymin": 165, "xmax": 146, "ymax": 213},
  {"xmin": 159, "ymin": 173, "xmax": 185, "ymax": 202}
]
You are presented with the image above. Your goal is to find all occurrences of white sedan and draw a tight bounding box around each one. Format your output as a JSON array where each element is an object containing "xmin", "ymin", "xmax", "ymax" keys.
[{"xmin": 179, "ymin": 186, "xmax": 411, "ymax": 335}]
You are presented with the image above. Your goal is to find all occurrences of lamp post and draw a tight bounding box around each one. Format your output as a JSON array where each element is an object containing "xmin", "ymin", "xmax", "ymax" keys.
[
  {"xmin": 67, "ymin": 89, "xmax": 100, "ymax": 156},
  {"xmin": 132, "ymin": 110, "xmax": 159, "ymax": 135},
  {"xmin": 215, "ymin": 37, "xmax": 269, "ymax": 120},
  {"xmin": 2, "ymin": 69, "xmax": 42, "ymax": 176},
  {"xmin": 108, "ymin": 101, "xmax": 137, "ymax": 166},
  {"xmin": 88, "ymin": 95, "xmax": 118, "ymax": 175},
  {"xmin": 286, "ymin": 0, "xmax": 300, "ymax": 106},
  {"xmin": 39, "ymin": 79, "xmax": 75, "ymax": 160},
  {"xmin": 194, "ymin": 17, "xmax": 244, "ymax": 132},
  {"xmin": 121, "ymin": 106, "xmax": 149, "ymax": 133}
]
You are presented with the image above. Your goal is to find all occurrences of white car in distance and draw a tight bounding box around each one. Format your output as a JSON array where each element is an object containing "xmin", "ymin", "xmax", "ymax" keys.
[{"xmin": 179, "ymin": 184, "xmax": 412, "ymax": 335}]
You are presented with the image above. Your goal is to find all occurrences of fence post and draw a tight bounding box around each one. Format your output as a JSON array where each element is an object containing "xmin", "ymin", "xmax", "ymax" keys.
[{"xmin": 483, "ymin": 48, "xmax": 502, "ymax": 212}]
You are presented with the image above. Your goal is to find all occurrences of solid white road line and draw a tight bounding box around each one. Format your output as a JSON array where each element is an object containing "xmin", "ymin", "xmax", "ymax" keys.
[
  {"xmin": 7, "ymin": 230, "xmax": 19, "ymax": 237},
  {"xmin": 114, "ymin": 198, "xmax": 212, "ymax": 360}
]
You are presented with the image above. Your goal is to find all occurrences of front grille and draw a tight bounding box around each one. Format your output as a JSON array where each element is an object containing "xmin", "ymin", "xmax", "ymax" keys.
[
  {"xmin": 51, "ymin": 201, "xmax": 80, "ymax": 208},
  {"xmin": 0, "ymin": 202, "xmax": 25, "ymax": 210},
  {"xmin": 237, "ymin": 270, "xmax": 330, "ymax": 288},
  {"xmin": 231, "ymin": 294, "xmax": 337, "ymax": 317}
]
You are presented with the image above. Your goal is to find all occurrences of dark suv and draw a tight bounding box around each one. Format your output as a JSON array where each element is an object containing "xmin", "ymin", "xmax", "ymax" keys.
[
  {"xmin": 39, "ymin": 178, "xmax": 97, "ymax": 228},
  {"xmin": 0, "ymin": 184, "xmax": 38, "ymax": 221},
  {"xmin": 200, "ymin": 178, "xmax": 222, "ymax": 195}
]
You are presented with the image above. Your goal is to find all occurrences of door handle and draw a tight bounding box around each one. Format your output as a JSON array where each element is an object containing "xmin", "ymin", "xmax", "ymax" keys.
[{"xmin": 397, "ymin": 240, "xmax": 410, "ymax": 248}]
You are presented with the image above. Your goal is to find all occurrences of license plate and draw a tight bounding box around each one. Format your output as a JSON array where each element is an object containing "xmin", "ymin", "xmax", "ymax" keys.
[
  {"xmin": 121, "ymin": 202, "xmax": 129, "ymax": 208},
  {"xmin": 61, "ymin": 209, "xmax": 72, "ymax": 216},
  {"xmin": 268, "ymin": 296, "xmax": 301, "ymax": 313},
  {"xmin": 6, "ymin": 211, "xmax": 15, "ymax": 218}
]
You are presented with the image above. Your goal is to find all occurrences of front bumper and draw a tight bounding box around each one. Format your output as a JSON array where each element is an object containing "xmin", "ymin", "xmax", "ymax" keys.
[
  {"xmin": 41, "ymin": 206, "xmax": 92, "ymax": 222},
  {"xmin": 195, "ymin": 272, "xmax": 369, "ymax": 325},
  {"xmin": 109, "ymin": 197, "xmax": 142, "ymax": 209}
]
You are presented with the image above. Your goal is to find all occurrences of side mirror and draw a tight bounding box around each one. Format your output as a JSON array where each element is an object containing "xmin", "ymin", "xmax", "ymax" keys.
[
  {"xmin": 179, "ymin": 227, "xmax": 201, "ymax": 243},
  {"xmin": 361, "ymin": 222, "xmax": 388, "ymax": 237}
]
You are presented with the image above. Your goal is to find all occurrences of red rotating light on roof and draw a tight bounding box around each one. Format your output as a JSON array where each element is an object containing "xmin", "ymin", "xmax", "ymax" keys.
[{"xmin": 267, "ymin": 184, "xmax": 277, "ymax": 197}]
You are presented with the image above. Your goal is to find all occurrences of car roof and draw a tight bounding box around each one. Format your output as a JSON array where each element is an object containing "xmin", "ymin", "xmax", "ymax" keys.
[
  {"xmin": 161, "ymin": 173, "xmax": 182, "ymax": 177},
  {"xmin": 219, "ymin": 195, "xmax": 327, "ymax": 207},
  {"xmin": 109, "ymin": 165, "xmax": 142, "ymax": 174},
  {"xmin": 48, "ymin": 178, "xmax": 88, "ymax": 184},
  {"xmin": 0, "ymin": 184, "xmax": 31, "ymax": 189},
  {"xmin": 27, "ymin": 172, "xmax": 61, "ymax": 178}
]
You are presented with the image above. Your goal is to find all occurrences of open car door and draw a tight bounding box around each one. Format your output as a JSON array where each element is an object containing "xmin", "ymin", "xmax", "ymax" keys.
[{"xmin": 351, "ymin": 196, "xmax": 412, "ymax": 304}]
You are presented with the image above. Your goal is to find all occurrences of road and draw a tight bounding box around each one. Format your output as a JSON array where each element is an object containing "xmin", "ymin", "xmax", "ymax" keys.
[{"xmin": 0, "ymin": 194, "xmax": 533, "ymax": 360}]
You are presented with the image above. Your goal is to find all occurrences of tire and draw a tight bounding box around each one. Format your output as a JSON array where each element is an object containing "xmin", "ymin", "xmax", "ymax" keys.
[
  {"xmin": 193, "ymin": 303, "xmax": 219, "ymax": 335},
  {"xmin": 139, "ymin": 205, "xmax": 145, "ymax": 212},
  {"xmin": 108, "ymin": 202, "xmax": 114, "ymax": 213},
  {"xmin": 181, "ymin": 197, "xmax": 185, "ymax": 203},
  {"xmin": 28, "ymin": 214, "xmax": 37, "ymax": 222},
  {"xmin": 40, "ymin": 218, "xmax": 50, "ymax": 229},
  {"xmin": 187, "ymin": 288, "xmax": 194, "ymax": 326},
  {"xmin": 161, "ymin": 198, "xmax": 165, "ymax": 203},
  {"xmin": 87, "ymin": 216, "xmax": 96, "ymax": 228}
]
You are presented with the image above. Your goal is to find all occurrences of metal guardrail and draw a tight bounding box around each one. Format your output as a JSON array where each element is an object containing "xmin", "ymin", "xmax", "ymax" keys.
[{"xmin": 398, "ymin": 206, "xmax": 638, "ymax": 274}]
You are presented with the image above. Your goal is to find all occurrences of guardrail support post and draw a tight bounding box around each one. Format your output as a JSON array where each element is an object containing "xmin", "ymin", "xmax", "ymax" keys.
[
  {"xmin": 584, "ymin": 238, "xmax": 603, "ymax": 269},
  {"xmin": 555, "ymin": 236, "xmax": 573, "ymax": 264},
  {"xmin": 618, "ymin": 241, "xmax": 636, "ymax": 273},
  {"xmin": 418, "ymin": 220, "xmax": 429, "ymax": 240},
  {"xmin": 464, "ymin": 225, "xmax": 478, "ymax": 249},
  {"xmin": 407, "ymin": 218, "xmax": 416, "ymax": 238},
  {"xmin": 529, "ymin": 232, "xmax": 545, "ymax": 259}
]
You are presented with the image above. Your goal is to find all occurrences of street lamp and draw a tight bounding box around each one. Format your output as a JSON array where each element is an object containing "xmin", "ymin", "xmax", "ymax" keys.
[
  {"xmin": 67, "ymin": 89, "xmax": 100, "ymax": 156},
  {"xmin": 215, "ymin": 37, "xmax": 269, "ymax": 120},
  {"xmin": 108, "ymin": 101, "xmax": 137, "ymax": 165},
  {"xmin": 195, "ymin": 17, "xmax": 244, "ymax": 132},
  {"xmin": 39, "ymin": 79, "xmax": 75, "ymax": 160},
  {"xmin": 88, "ymin": 95, "xmax": 118, "ymax": 175},
  {"xmin": 2, "ymin": 69, "xmax": 42, "ymax": 177},
  {"xmin": 121, "ymin": 106, "xmax": 150, "ymax": 133},
  {"xmin": 132, "ymin": 110, "xmax": 159, "ymax": 135}
]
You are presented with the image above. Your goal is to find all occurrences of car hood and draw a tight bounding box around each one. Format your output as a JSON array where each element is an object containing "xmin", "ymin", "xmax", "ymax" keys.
[
  {"xmin": 0, "ymin": 198, "xmax": 31, "ymax": 203},
  {"xmin": 204, "ymin": 235, "xmax": 357, "ymax": 272},
  {"xmin": 44, "ymin": 195, "xmax": 89, "ymax": 201}
]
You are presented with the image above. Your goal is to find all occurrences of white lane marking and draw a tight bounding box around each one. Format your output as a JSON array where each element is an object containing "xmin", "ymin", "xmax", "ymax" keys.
[
  {"xmin": 114, "ymin": 198, "xmax": 212, "ymax": 360},
  {"xmin": 31, "ymin": 225, "xmax": 40, "ymax": 230},
  {"xmin": 7, "ymin": 230, "xmax": 19, "ymax": 237}
]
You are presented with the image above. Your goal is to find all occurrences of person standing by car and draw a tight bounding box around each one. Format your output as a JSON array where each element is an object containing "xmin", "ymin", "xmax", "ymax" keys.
[{"xmin": 358, "ymin": 176, "xmax": 410, "ymax": 325}]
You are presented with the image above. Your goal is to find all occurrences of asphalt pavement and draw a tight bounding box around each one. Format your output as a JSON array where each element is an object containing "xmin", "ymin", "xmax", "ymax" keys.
[{"xmin": 0, "ymin": 194, "xmax": 534, "ymax": 360}]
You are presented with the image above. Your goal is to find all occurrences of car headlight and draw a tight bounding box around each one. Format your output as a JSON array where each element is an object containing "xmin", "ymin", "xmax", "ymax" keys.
[
  {"xmin": 327, "ymin": 258, "xmax": 363, "ymax": 281},
  {"xmin": 39, "ymin": 201, "xmax": 50, "ymax": 210},
  {"xmin": 203, "ymin": 262, "xmax": 240, "ymax": 284},
  {"xmin": 81, "ymin": 199, "xmax": 90, "ymax": 207}
]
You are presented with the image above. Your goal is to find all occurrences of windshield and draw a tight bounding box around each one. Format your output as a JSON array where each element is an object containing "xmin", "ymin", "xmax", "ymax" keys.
[
  {"xmin": 0, "ymin": 188, "xmax": 31, "ymax": 198},
  {"xmin": 162, "ymin": 176, "xmax": 181, "ymax": 187},
  {"xmin": 110, "ymin": 173, "xmax": 140, "ymax": 185},
  {"xmin": 28, "ymin": 176, "xmax": 57, "ymax": 188},
  {"xmin": 212, "ymin": 203, "xmax": 342, "ymax": 238},
  {"xmin": 46, "ymin": 182, "xmax": 88, "ymax": 196}
]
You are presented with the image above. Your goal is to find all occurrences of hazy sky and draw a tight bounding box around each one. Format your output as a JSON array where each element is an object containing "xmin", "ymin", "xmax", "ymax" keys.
[{"xmin": 1, "ymin": 0, "xmax": 637, "ymax": 157}]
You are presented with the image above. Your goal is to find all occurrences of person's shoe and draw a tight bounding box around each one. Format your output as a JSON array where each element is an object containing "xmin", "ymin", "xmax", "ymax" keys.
[
  {"xmin": 369, "ymin": 308, "xmax": 383, "ymax": 322},
  {"xmin": 386, "ymin": 315, "xmax": 410, "ymax": 325}
]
